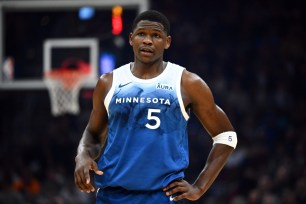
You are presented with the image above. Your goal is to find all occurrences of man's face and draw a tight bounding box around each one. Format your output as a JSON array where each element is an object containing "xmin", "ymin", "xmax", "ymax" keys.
[{"xmin": 129, "ymin": 20, "xmax": 171, "ymax": 64}]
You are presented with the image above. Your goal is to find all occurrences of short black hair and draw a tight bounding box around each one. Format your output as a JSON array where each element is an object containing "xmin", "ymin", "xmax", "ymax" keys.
[{"xmin": 131, "ymin": 10, "xmax": 170, "ymax": 35}]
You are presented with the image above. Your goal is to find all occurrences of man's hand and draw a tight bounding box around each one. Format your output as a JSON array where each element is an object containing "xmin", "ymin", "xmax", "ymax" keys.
[
  {"xmin": 74, "ymin": 154, "xmax": 103, "ymax": 193},
  {"xmin": 163, "ymin": 179, "xmax": 202, "ymax": 201}
]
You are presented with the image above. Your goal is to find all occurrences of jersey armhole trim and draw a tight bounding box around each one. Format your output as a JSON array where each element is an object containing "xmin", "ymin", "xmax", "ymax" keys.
[
  {"xmin": 104, "ymin": 74, "xmax": 115, "ymax": 116},
  {"xmin": 176, "ymin": 68, "xmax": 189, "ymax": 121}
]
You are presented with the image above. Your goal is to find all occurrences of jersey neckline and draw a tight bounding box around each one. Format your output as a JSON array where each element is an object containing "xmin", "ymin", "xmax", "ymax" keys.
[{"xmin": 126, "ymin": 61, "xmax": 171, "ymax": 83}]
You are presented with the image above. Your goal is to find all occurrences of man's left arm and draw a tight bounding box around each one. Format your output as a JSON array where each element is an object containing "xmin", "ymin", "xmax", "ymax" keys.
[{"xmin": 163, "ymin": 70, "xmax": 237, "ymax": 201}]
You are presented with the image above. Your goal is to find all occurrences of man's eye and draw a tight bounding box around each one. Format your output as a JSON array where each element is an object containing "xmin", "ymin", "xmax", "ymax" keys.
[{"xmin": 153, "ymin": 34, "xmax": 161, "ymax": 38}]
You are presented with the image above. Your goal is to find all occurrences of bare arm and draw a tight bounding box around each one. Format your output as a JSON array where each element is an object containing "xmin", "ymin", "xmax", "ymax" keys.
[
  {"xmin": 76, "ymin": 74, "xmax": 110, "ymax": 159},
  {"xmin": 164, "ymin": 70, "xmax": 236, "ymax": 201},
  {"xmin": 74, "ymin": 73, "xmax": 112, "ymax": 193}
]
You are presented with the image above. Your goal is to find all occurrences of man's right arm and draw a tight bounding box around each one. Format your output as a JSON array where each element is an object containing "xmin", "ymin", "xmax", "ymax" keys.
[{"xmin": 74, "ymin": 73, "xmax": 112, "ymax": 193}]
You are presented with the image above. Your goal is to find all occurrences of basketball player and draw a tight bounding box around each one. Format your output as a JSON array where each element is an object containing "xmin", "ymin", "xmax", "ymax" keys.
[{"xmin": 74, "ymin": 10, "xmax": 237, "ymax": 203}]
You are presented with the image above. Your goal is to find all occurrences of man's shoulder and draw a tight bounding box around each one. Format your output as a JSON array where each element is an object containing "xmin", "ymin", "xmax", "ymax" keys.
[{"xmin": 180, "ymin": 68, "xmax": 209, "ymax": 92}]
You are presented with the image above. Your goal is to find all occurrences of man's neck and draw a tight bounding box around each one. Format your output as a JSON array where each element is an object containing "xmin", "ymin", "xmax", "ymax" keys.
[{"xmin": 131, "ymin": 61, "xmax": 166, "ymax": 79}]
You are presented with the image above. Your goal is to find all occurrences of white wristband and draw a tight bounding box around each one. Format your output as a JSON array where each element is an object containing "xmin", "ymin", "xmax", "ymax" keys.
[{"xmin": 212, "ymin": 131, "xmax": 237, "ymax": 149}]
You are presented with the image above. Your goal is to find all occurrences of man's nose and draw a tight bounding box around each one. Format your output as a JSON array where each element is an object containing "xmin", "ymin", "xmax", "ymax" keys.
[{"xmin": 143, "ymin": 35, "xmax": 153, "ymax": 44}]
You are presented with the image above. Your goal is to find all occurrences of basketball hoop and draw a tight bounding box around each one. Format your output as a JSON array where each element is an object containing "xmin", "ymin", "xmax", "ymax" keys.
[{"xmin": 44, "ymin": 68, "xmax": 90, "ymax": 116}]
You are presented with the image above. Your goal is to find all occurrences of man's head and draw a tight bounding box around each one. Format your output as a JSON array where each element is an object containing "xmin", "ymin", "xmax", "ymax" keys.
[
  {"xmin": 129, "ymin": 10, "xmax": 171, "ymax": 64},
  {"xmin": 131, "ymin": 10, "xmax": 170, "ymax": 36}
]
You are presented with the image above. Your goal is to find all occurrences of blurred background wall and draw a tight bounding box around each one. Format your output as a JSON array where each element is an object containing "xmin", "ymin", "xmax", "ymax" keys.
[{"xmin": 0, "ymin": 0, "xmax": 305, "ymax": 203}]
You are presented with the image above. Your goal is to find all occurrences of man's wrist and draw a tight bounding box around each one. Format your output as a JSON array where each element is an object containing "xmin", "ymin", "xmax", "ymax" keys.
[{"xmin": 75, "ymin": 150, "xmax": 91, "ymax": 162}]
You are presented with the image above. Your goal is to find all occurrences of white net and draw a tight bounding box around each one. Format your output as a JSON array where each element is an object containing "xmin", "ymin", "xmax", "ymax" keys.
[{"xmin": 44, "ymin": 70, "xmax": 88, "ymax": 116}]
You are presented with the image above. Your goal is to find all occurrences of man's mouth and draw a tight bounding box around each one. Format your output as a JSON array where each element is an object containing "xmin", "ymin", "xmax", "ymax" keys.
[{"xmin": 140, "ymin": 47, "xmax": 153, "ymax": 53}]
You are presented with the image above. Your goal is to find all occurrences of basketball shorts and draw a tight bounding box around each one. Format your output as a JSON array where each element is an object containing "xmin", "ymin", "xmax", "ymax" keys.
[{"xmin": 96, "ymin": 187, "xmax": 185, "ymax": 204}]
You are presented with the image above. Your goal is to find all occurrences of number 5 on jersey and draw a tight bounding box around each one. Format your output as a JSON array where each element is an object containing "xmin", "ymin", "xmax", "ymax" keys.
[{"xmin": 145, "ymin": 109, "xmax": 161, "ymax": 129}]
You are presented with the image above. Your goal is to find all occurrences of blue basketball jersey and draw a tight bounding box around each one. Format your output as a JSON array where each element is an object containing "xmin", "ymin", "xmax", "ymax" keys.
[{"xmin": 95, "ymin": 62, "xmax": 190, "ymax": 191}]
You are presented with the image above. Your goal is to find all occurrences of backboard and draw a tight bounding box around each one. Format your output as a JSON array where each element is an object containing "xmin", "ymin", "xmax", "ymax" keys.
[
  {"xmin": 0, "ymin": 0, "xmax": 149, "ymax": 90},
  {"xmin": 43, "ymin": 38, "xmax": 98, "ymax": 87}
]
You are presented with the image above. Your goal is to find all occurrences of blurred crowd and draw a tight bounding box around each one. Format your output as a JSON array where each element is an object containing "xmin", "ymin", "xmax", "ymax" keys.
[{"xmin": 0, "ymin": 0, "xmax": 305, "ymax": 203}]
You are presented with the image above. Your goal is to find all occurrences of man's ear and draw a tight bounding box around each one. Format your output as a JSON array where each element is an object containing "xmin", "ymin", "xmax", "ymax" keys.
[
  {"xmin": 165, "ymin": 35, "xmax": 172, "ymax": 49},
  {"xmin": 129, "ymin": 33, "xmax": 133, "ymax": 46}
]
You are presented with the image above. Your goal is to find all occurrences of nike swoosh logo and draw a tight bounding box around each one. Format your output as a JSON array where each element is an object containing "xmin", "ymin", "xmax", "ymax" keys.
[{"xmin": 119, "ymin": 82, "xmax": 132, "ymax": 88}]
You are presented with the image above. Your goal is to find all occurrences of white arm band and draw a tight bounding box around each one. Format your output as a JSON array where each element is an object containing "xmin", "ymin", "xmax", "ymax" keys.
[{"xmin": 212, "ymin": 131, "xmax": 237, "ymax": 149}]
